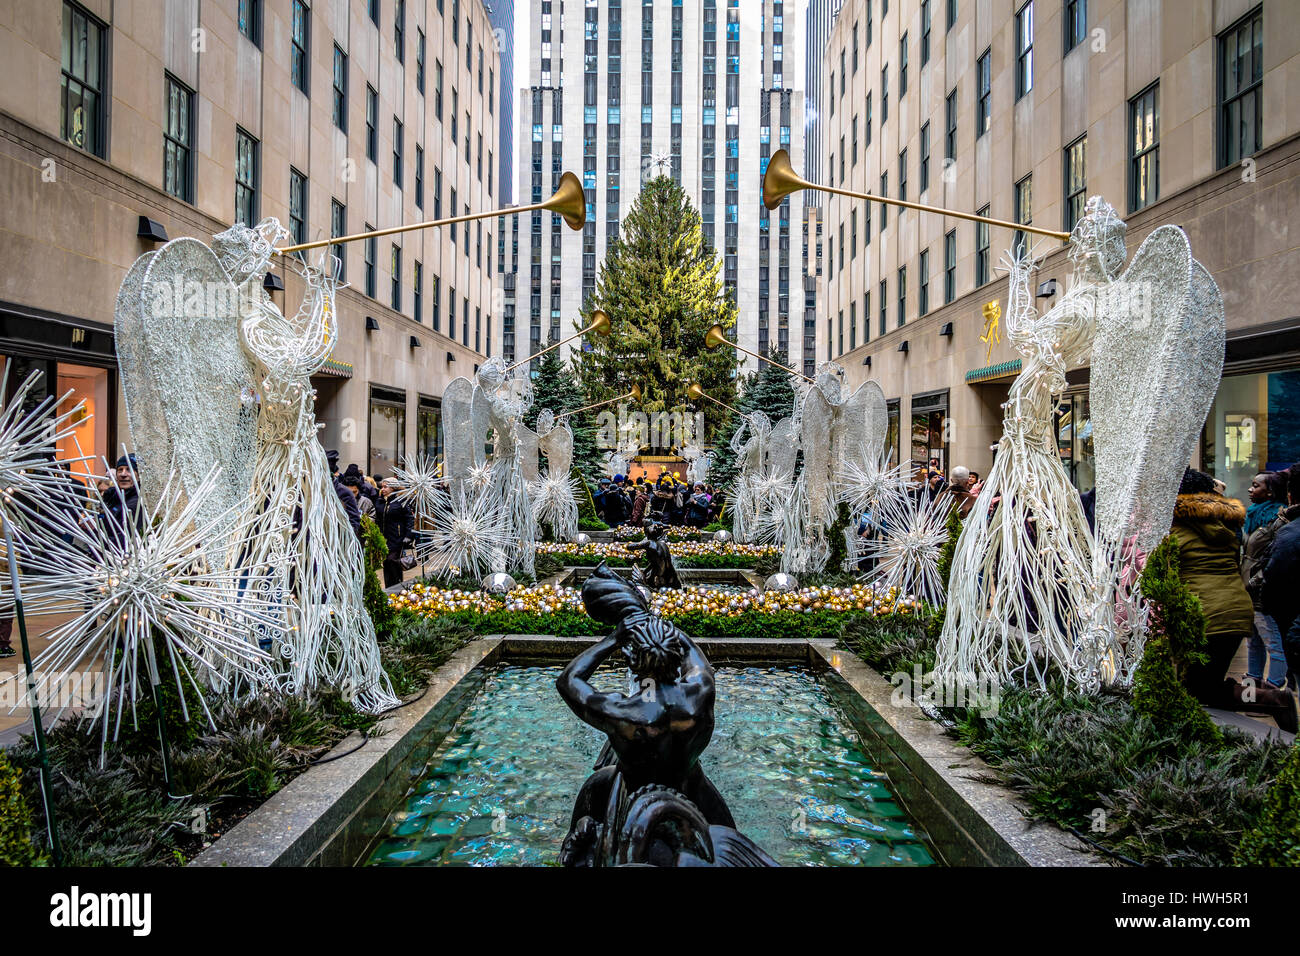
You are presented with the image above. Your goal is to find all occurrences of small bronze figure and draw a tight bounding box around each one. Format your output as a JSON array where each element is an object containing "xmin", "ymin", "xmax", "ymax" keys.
[{"xmin": 626, "ymin": 520, "xmax": 682, "ymax": 590}]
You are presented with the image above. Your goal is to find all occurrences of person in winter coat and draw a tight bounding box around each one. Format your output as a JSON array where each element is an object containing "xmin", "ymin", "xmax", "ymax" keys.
[
  {"xmin": 1173, "ymin": 469, "xmax": 1295, "ymax": 729},
  {"xmin": 374, "ymin": 480, "xmax": 413, "ymax": 588},
  {"xmin": 630, "ymin": 485, "xmax": 651, "ymax": 527},
  {"xmin": 1262, "ymin": 463, "xmax": 1300, "ymax": 686},
  {"xmin": 327, "ymin": 449, "xmax": 362, "ymax": 540},
  {"xmin": 1240, "ymin": 470, "xmax": 1290, "ymax": 690}
]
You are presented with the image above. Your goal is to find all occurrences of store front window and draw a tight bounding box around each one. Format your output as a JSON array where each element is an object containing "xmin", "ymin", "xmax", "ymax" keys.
[
  {"xmin": 885, "ymin": 398, "xmax": 901, "ymax": 468},
  {"xmin": 368, "ymin": 385, "xmax": 406, "ymax": 478},
  {"xmin": 417, "ymin": 394, "xmax": 442, "ymax": 467},
  {"xmin": 3, "ymin": 355, "xmax": 111, "ymax": 484},
  {"xmin": 1202, "ymin": 368, "xmax": 1300, "ymax": 502},
  {"xmin": 1056, "ymin": 392, "xmax": 1094, "ymax": 492},
  {"xmin": 910, "ymin": 390, "xmax": 949, "ymax": 474}
]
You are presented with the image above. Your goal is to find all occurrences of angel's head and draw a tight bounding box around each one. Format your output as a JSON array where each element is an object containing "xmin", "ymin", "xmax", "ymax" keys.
[
  {"xmin": 214, "ymin": 219, "xmax": 290, "ymax": 285},
  {"xmin": 1068, "ymin": 197, "xmax": 1127, "ymax": 278}
]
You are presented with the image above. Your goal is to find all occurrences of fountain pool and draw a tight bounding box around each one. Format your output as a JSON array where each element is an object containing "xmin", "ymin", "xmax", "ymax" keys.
[{"xmin": 364, "ymin": 663, "xmax": 937, "ymax": 867}]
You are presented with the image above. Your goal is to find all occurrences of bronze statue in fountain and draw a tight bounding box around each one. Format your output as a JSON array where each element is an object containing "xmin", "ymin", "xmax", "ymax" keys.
[{"xmin": 555, "ymin": 563, "xmax": 776, "ymax": 867}]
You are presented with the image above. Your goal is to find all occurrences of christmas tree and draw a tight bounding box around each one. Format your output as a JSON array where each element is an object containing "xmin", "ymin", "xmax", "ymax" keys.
[{"xmin": 576, "ymin": 176, "xmax": 738, "ymax": 457}]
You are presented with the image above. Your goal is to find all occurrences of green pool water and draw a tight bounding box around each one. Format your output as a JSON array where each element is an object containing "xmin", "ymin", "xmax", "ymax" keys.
[{"xmin": 365, "ymin": 664, "xmax": 937, "ymax": 867}]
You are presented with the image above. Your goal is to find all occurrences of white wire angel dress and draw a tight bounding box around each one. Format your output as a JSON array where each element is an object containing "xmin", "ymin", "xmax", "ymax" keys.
[
  {"xmin": 531, "ymin": 408, "xmax": 580, "ymax": 543},
  {"xmin": 935, "ymin": 236, "xmax": 1099, "ymax": 690},
  {"xmin": 224, "ymin": 223, "xmax": 396, "ymax": 712}
]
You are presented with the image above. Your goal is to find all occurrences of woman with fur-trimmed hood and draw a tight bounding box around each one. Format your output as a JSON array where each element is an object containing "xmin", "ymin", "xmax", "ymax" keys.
[{"xmin": 1171, "ymin": 469, "xmax": 1296, "ymax": 729}]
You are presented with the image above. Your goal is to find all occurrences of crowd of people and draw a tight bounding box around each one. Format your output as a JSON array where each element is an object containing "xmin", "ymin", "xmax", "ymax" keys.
[
  {"xmin": 326, "ymin": 451, "xmax": 415, "ymax": 589},
  {"xmin": 592, "ymin": 472, "xmax": 723, "ymax": 529}
]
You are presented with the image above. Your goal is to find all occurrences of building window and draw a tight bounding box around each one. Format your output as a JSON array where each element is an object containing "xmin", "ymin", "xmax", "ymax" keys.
[
  {"xmin": 945, "ymin": 87, "xmax": 957, "ymax": 159},
  {"xmin": 235, "ymin": 128, "xmax": 259, "ymax": 225},
  {"xmin": 413, "ymin": 260, "xmax": 423, "ymax": 323},
  {"xmin": 333, "ymin": 45, "xmax": 347, "ymax": 130},
  {"xmin": 291, "ymin": 0, "xmax": 310, "ymax": 95},
  {"xmin": 880, "ymin": 173, "xmax": 888, "ymax": 229},
  {"xmin": 239, "ymin": 0, "xmax": 262, "ymax": 45},
  {"xmin": 881, "ymin": 67, "xmax": 889, "ymax": 122},
  {"xmin": 391, "ymin": 245, "xmax": 401, "ymax": 310},
  {"xmin": 865, "ymin": 93, "xmax": 872, "ymax": 146},
  {"xmin": 899, "ymin": 34, "xmax": 908, "ymax": 96},
  {"xmin": 393, "ymin": 117, "xmax": 403, "ymax": 188},
  {"xmin": 977, "ymin": 48, "xmax": 991, "ymax": 136},
  {"xmin": 852, "ymin": 116, "xmax": 858, "ymax": 166},
  {"xmin": 1129, "ymin": 83, "xmax": 1159, "ymax": 213},
  {"xmin": 431, "ymin": 274, "xmax": 441, "ymax": 331},
  {"xmin": 163, "ymin": 75, "xmax": 194, "ymax": 203},
  {"xmin": 368, "ymin": 386, "xmax": 406, "ymax": 478},
  {"xmin": 434, "ymin": 166, "xmax": 442, "ymax": 217},
  {"xmin": 395, "ymin": 0, "xmax": 405, "ymax": 62},
  {"xmin": 850, "ymin": 303, "xmax": 857, "ymax": 350},
  {"xmin": 975, "ymin": 205, "xmax": 990, "ymax": 286},
  {"xmin": 415, "ymin": 145, "xmax": 424, "ymax": 209},
  {"xmin": 919, "ymin": 122, "xmax": 930, "ymax": 193},
  {"xmin": 838, "ymin": 310, "xmax": 844, "ymax": 356},
  {"xmin": 921, "ymin": 0, "xmax": 931, "ymax": 65},
  {"xmin": 1065, "ymin": 0, "xmax": 1086, "ymax": 51},
  {"xmin": 944, "ymin": 231, "xmax": 956, "ymax": 304},
  {"xmin": 330, "ymin": 200, "xmax": 346, "ymax": 281},
  {"xmin": 851, "ymin": 210, "xmax": 857, "ymax": 259},
  {"xmin": 416, "ymin": 30, "xmax": 426, "ymax": 93},
  {"xmin": 1016, "ymin": 2, "xmax": 1033, "ymax": 100},
  {"xmin": 364, "ymin": 225, "xmax": 377, "ymax": 297},
  {"xmin": 289, "ymin": 168, "xmax": 307, "ymax": 247},
  {"xmin": 451, "ymin": 89, "xmax": 458, "ymax": 142},
  {"xmin": 853, "ymin": 21, "xmax": 859, "ymax": 73},
  {"xmin": 899, "ymin": 149, "xmax": 908, "ymax": 203},
  {"xmin": 366, "ymin": 86, "xmax": 378, "ymax": 160},
  {"xmin": 1014, "ymin": 175, "xmax": 1032, "ymax": 258},
  {"xmin": 1218, "ymin": 6, "xmax": 1263, "ymax": 169},
  {"xmin": 369, "ymin": 0, "xmax": 379, "ymax": 26},
  {"xmin": 1202, "ymin": 368, "xmax": 1300, "ymax": 503},
  {"xmin": 897, "ymin": 268, "xmax": 907, "ymax": 327},
  {"xmin": 60, "ymin": 2, "xmax": 106, "ymax": 157},
  {"xmin": 919, "ymin": 250, "xmax": 929, "ymax": 316},
  {"xmin": 1064, "ymin": 136, "xmax": 1087, "ymax": 231},
  {"xmin": 435, "ymin": 61, "xmax": 443, "ymax": 119}
]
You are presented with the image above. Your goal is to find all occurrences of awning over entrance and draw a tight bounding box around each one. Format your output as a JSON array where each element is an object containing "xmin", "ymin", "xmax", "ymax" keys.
[
  {"xmin": 965, "ymin": 358, "xmax": 1022, "ymax": 384},
  {"xmin": 318, "ymin": 357, "xmax": 353, "ymax": 378}
]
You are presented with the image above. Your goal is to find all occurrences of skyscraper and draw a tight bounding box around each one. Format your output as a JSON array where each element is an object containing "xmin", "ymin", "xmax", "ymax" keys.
[{"xmin": 502, "ymin": 0, "xmax": 818, "ymax": 377}]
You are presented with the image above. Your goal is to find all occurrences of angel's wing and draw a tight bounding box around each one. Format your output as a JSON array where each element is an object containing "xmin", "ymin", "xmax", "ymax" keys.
[
  {"xmin": 516, "ymin": 419, "xmax": 540, "ymax": 482},
  {"xmin": 800, "ymin": 388, "xmax": 835, "ymax": 527},
  {"xmin": 767, "ymin": 416, "xmax": 800, "ymax": 482},
  {"xmin": 540, "ymin": 421, "xmax": 574, "ymax": 477},
  {"xmin": 836, "ymin": 380, "xmax": 888, "ymax": 474},
  {"xmin": 440, "ymin": 376, "xmax": 475, "ymax": 479},
  {"xmin": 1091, "ymin": 226, "xmax": 1225, "ymax": 552},
  {"xmin": 133, "ymin": 238, "xmax": 259, "ymax": 535},
  {"xmin": 115, "ymin": 250, "xmax": 168, "ymax": 507},
  {"xmin": 470, "ymin": 385, "xmax": 495, "ymax": 469}
]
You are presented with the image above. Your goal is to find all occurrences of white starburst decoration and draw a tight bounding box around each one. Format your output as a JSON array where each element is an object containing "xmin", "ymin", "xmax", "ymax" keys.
[
  {"xmin": 466, "ymin": 461, "xmax": 495, "ymax": 495},
  {"xmin": 423, "ymin": 483, "xmax": 514, "ymax": 580},
  {"xmin": 836, "ymin": 455, "xmax": 909, "ymax": 521},
  {"xmin": 389, "ymin": 453, "xmax": 444, "ymax": 518},
  {"xmin": 862, "ymin": 492, "xmax": 955, "ymax": 608},
  {"xmin": 15, "ymin": 463, "xmax": 279, "ymax": 760},
  {"xmin": 531, "ymin": 472, "xmax": 579, "ymax": 543}
]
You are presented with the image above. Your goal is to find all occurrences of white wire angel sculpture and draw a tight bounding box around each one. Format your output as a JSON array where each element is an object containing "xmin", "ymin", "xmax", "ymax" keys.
[
  {"xmin": 216, "ymin": 221, "xmax": 396, "ymax": 712},
  {"xmin": 531, "ymin": 408, "xmax": 580, "ymax": 543},
  {"xmin": 936, "ymin": 196, "xmax": 1226, "ymax": 691}
]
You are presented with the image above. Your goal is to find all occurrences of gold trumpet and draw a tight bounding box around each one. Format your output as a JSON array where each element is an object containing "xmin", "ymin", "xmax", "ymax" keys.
[
  {"xmin": 277, "ymin": 171, "xmax": 587, "ymax": 255},
  {"xmin": 686, "ymin": 382, "xmax": 744, "ymax": 416},
  {"xmin": 502, "ymin": 310, "xmax": 612, "ymax": 374},
  {"xmin": 704, "ymin": 324, "xmax": 816, "ymax": 384},
  {"xmin": 555, "ymin": 383, "xmax": 643, "ymax": 420},
  {"xmin": 762, "ymin": 148, "xmax": 1069, "ymax": 241}
]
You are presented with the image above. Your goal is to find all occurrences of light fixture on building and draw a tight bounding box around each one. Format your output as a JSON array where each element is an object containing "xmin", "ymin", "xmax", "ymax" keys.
[
  {"xmin": 939, "ymin": 322, "xmax": 954, "ymax": 337},
  {"xmin": 136, "ymin": 216, "xmax": 168, "ymax": 242},
  {"xmin": 365, "ymin": 316, "xmax": 380, "ymax": 332},
  {"xmin": 409, "ymin": 335, "xmax": 422, "ymax": 350},
  {"xmin": 263, "ymin": 272, "xmax": 285, "ymax": 292},
  {"xmin": 861, "ymin": 355, "xmax": 872, "ymax": 368},
  {"xmin": 1036, "ymin": 279, "xmax": 1059, "ymax": 298},
  {"xmin": 446, "ymin": 351, "xmax": 456, "ymax": 364},
  {"xmin": 898, "ymin": 340, "xmax": 910, "ymax": 354}
]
